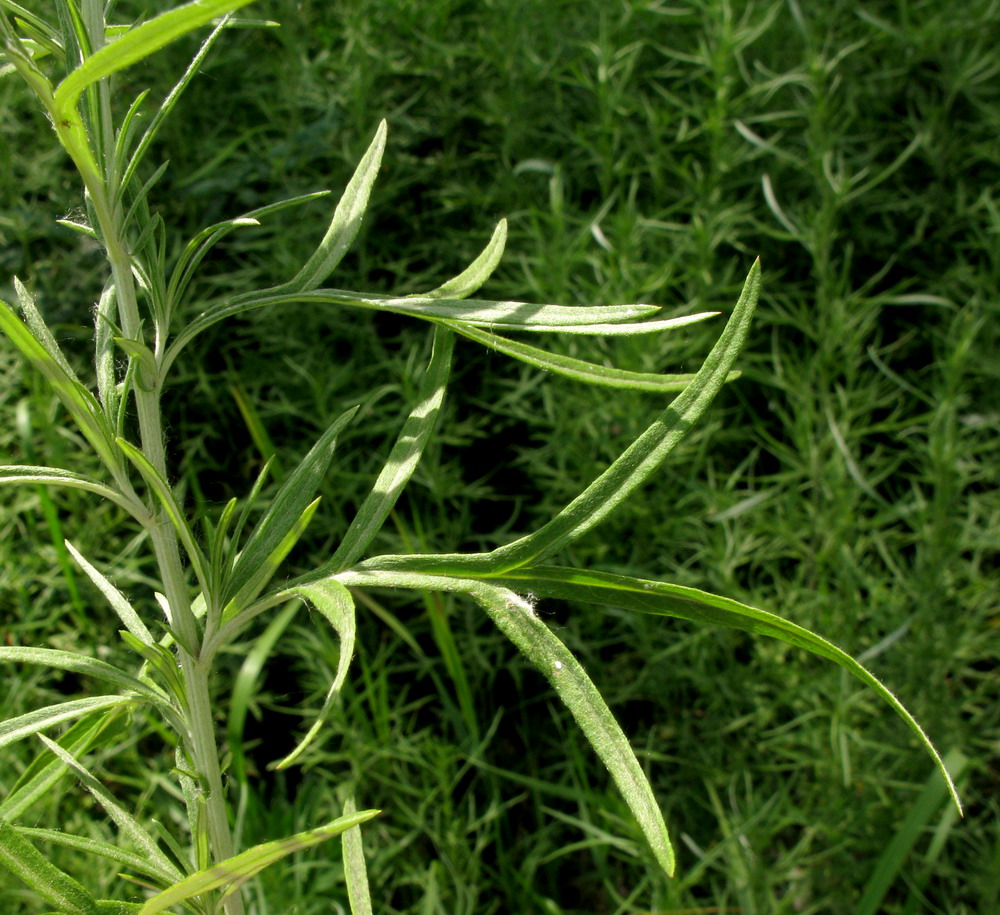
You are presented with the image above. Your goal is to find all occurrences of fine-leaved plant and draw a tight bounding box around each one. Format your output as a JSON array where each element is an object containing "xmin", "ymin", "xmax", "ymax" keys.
[{"xmin": 0, "ymin": 2, "xmax": 961, "ymax": 912}]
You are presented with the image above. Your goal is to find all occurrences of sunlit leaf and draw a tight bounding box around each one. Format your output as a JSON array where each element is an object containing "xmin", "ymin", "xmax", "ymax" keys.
[
  {"xmin": 0, "ymin": 696, "xmax": 131, "ymax": 751},
  {"xmin": 318, "ymin": 326, "xmax": 454, "ymax": 574},
  {"xmin": 333, "ymin": 569, "xmax": 675, "ymax": 875},
  {"xmin": 354, "ymin": 259, "xmax": 761, "ymax": 577},
  {"xmin": 281, "ymin": 120, "xmax": 387, "ymax": 293},
  {"xmin": 53, "ymin": 0, "xmax": 255, "ymax": 115},
  {"xmin": 422, "ymin": 219, "xmax": 507, "ymax": 300},
  {"xmin": 137, "ymin": 810, "xmax": 380, "ymax": 915},
  {"xmin": 484, "ymin": 564, "xmax": 962, "ymax": 815},
  {"xmin": 272, "ymin": 579, "xmax": 356, "ymax": 769}
]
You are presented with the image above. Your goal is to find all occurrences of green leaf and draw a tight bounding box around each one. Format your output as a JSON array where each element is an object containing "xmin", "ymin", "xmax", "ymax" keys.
[
  {"xmin": 0, "ymin": 464, "xmax": 142, "ymax": 517},
  {"xmin": 335, "ymin": 570, "xmax": 675, "ymax": 875},
  {"xmin": 94, "ymin": 281, "xmax": 120, "ymax": 419},
  {"xmin": 53, "ymin": 0, "xmax": 256, "ymax": 117},
  {"xmin": 422, "ymin": 219, "xmax": 507, "ymax": 299},
  {"xmin": 0, "ymin": 295, "xmax": 121, "ymax": 474},
  {"xmin": 121, "ymin": 14, "xmax": 234, "ymax": 193},
  {"xmin": 14, "ymin": 277, "xmax": 78, "ymax": 379},
  {"xmin": 17, "ymin": 826, "xmax": 176, "ymax": 886},
  {"xmin": 484, "ymin": 564, "xmax": 962, "ymax": 815},
  {"xmin": 272, "ymin": 579, "xmax": 356, "ymax": 769},
  {"xmin": 0, "ymin": 646, "xmax": 169, "ymax": 706},
  {"xmin": 163, "ymin": 288, "xmax": 665, "ymax": 373},
  {"xmin": 0, "ymin": 714, "xmax": 118, "ymax": 822},
  {"xmin": 36, "ymin": 736, "xmax": 184, "ymax": 885},
  {"xmin": 446, "ymin": 320, "xmax": 730, "ymax": 393},
  {"xmin": 0, "ymin": 819, "xmax": 97, "ymax": 915},
  {"xmin": 118, "ymin": 632, "xmax": 186, "ymax": 710},
  {"xmin": 282, "ymin": 120, "xmax": 387, "ymax": 293},
  {"xmin": 319, "ymin": 326, "xmax": 454, "ymax": 574},
  {"xmin": 115, "ymin": 437, "xmax": 211, "ymax": 593},
  {"xmin": 357, "ymin": 259, "xmax": 761, "ymax": 576},
  {"xmin": 341, "ymin": 794, "xmax": 373, "ymax": 915},
  {"xmin": 225, "ymin": 406, "xmax": 358, "ymax": 605},
  {"xmin": 64, "ymin": 541, "xmax": 155, "ymax": 645},
  {"xmin": 137, "ymin": 810, "xmax": 380, "ymax": 915},
  {"xmin": 0, "ymin": 696, "xmax": 131, "ymax": 751}
]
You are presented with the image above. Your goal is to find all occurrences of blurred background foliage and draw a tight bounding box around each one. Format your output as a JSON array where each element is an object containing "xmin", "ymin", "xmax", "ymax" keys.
[{"xmin": 1, "ymin": 0, "xmax": 998, "ymax": 912}]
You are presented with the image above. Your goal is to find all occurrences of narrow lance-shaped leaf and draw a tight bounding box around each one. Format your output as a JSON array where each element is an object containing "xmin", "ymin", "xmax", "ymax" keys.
[
  {"xmin": 225, "ymin": 497, "xmax": 321, "ymax": 616},
  {"xmin": 94, "ymin": 280, "xmax": 119, "ymax": 419},
  {"xmin": 272, "ymin": 579, "xmax": 357, "ymax": 769},
  {"xmin": 53, "ymin": 0, "xmax": 256, "ymax": 116},
  {"xmin": 0, "ymin": 295, "xmax": 121, "ymax": 475},
  {"xmin": 421, "ymin": 219, "xmax": 507, "ymax": 299},
  {"xmin": 0, "ymin": 465, "xmax": 143, "ymax": 517},
  {"xmin": 115, "ymin": 436, "xmax": 211, "ymax": 593},
  {"xmin": 14, "ymin": 276, "xmax": 78, "ymax": 378},
  {"xmin": 0, "ymin": 820, "xmax": 97, "ymax": 915},
  {"xmin": 0, "ymin": 696, "xmax": 131, "ymax": 751},
  {"xmin": 319, "ymin": 326, "xmax": 454, "ymax": 574},
  {"xmin": 445, "ymin": 319, "xmax": 732, "ymax": 393},
  {"xmin": 0, "ymin": 647, "xmax": 168, "ymax": 707},
  {"xmin": 121, "ymin": 13, "xmax": 234, "ymax": 191},
  {"xmin": 335, "ymin": 569, "xmax": 675, "ymax": 876},
  {"xmin": 225, "ymin": 405, "xmax": 358, "ymax": 604},
  {"xmin": 0, "ymin": 714, "xmax": 116, "ymax": 822},
  {"xmin": 16, "ymin": 825, "xmax": 177, "ymax": 887},
  {"xmin": 356, "ymin": 259, "xmax": 761, "ymax": 577},
  {"xmin": 37, "ymin": 736, "xmax": 184, "ymax": 885},
  {"xmin": 163, "ymin": 289, "xmax": 664, "ymax": 374},
  {"xmin": 137, "ymin": 810, "xmax": 381, "ymax": 915},
  {"xmin": 280, "ymin": 120, "xmax": 387, "ymax": 294},
  {"xmin": 64, "ymin": 541, "xmax": 154, "ymax": 645},
  {"xmin": 486, "ymin": 564, "xmax": 963, "ymax": 815}
]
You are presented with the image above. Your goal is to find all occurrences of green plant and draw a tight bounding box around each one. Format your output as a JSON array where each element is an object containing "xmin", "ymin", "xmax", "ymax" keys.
[{"xmin": 0, "ymin": 1, "xmax": 961, "ymax": 912}]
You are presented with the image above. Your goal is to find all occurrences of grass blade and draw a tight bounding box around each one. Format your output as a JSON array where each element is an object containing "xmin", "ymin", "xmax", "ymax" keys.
[
  {"xmin": 486, "ymin": 564, "xmax": 962, "ymax": 815},
  {"xmin": 272, "ymin": 579, "xmax": 356, "ymax": 769},
  {"xmin": 341, "ymin": 794, "xmax": 374, "ymax": 915},
  {"xmin": 0, "ymin": 820, "xmax": 97, "ymax": 915},
  {"xmin": 227, "ymin": 601, "xmax": 299, "ymax": 783},
  {"xmin": 856, "ymin": 748, "xmax": 969, "ymax": 915},
  {"xmin": 282, "ymin": 120, "xmax": 387, "ymax": 293},
  {"xmin": 136, "ymin": 810, "xmax": 380, "ymax": 915}
]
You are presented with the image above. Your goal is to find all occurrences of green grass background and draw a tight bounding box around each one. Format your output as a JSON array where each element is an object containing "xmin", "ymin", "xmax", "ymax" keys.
[{"xmin": 2, "ymin": 0, "xmax": 998, "ymax": 912}]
